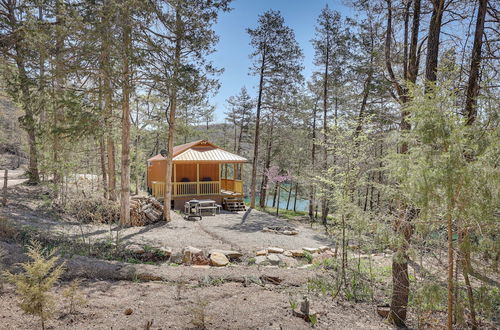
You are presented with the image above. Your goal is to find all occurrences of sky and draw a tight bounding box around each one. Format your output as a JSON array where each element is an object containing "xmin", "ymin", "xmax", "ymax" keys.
[{"xmin": 208, "ymin": 0, "xmax": 355, "ymax": 122}]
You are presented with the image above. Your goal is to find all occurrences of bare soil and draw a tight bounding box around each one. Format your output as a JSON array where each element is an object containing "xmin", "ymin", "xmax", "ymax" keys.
[
  {"xmin": 0, "ymin": 182, "xmax": 397, "ymax": 329},
  {"xmin": 0, "ymin": 280, "xmax": 392, "ymax": 330}
]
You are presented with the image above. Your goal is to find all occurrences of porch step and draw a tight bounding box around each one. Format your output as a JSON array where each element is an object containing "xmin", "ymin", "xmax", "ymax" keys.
[{"xmin": 223, "ymin": 197, "xmax": 246, "ymax": 211}]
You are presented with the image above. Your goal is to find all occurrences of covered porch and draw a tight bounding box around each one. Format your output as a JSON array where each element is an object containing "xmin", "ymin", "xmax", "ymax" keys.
[{"xmin": 151, "ymin": 162, "xmax": 243, "ymax": 198}]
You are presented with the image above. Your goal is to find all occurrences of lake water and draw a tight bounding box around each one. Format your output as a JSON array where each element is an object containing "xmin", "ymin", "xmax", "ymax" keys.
[{"xmin": 243, "ymin": 188, "xmax": 310, "ymax": 212}]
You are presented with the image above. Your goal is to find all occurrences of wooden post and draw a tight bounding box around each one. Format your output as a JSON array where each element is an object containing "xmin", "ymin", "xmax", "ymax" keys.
[
  {"xmin": 2, "ymin": 169, "xmax": 7, "ymax": 206},
  {"xmin": 173, "ymin": 163, "xmax": 177, "ymax": 197},
  {"xmin": 196, "ymin": 163, "xmax": 200, "ymax": 195},
  {"xmin": 219, "ymin": 163, "xmax": 222, "ymax": 193}
]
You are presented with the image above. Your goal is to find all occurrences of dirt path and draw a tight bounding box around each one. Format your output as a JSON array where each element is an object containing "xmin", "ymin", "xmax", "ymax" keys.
[{"xmin": 2, "ymin": 168, "xmax": 27, "ymax": 187}]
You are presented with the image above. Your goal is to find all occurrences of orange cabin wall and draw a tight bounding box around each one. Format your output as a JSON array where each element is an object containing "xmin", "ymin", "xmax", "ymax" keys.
[
  {"xmin": 147, "ymin": 160, "xmax": 167, "ymax": 188},
  {"xmin": 148, "ymin": 161, "xmax": 220, "ymax": 188}
]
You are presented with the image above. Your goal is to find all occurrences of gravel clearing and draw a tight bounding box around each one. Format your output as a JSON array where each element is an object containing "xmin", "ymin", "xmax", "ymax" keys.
[{"xmin": 2, "ymin": 185, "xmax": 333, "ymax": 256}]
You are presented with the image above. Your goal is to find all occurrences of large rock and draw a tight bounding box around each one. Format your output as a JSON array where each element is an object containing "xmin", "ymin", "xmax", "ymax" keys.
[
  {"xmin": 280, "ymin": 256, "xmax": 298, "ymax": 267},
  {"xmin": 267, "ymin": 254, "xmax": 281, "ymax": 265},
  {"xmin": 157, "ymin": 247, "xmax": 172, "ymax": 256},
  {"xmin": 303, "ymin": 247, "xmax": 320, "ymax": 254},
  {"xmin": 182, "ymin": 246, "xmax": 204, "ymax": 265},
  {"xmin": 127, "ymin": 244, "xmax": 145, "ymax": 254},
  {"xmin": 210, "ymin": 252, "xmax": 229, "ymax": 267},
  {"xmin": 209, "ymin": 249, "xmax": 242, "ymax": 260},
  {"xmin": 255, "ymin": 255, "xmax": 269, "ymax": 265},
  {"xmin": 256, "ymin": 249, "xmax": 268, "ymax": 256},
  {"xmin": 268, "ymin": 247, "xmax": 284, "ymax": 254},
  {"xmin": 290, "ymin": 250, "xmax": 305, "ymax": 257},
  {"xmin": 169, "ymin": 251, "xmax": 183, "ymax": 264}
]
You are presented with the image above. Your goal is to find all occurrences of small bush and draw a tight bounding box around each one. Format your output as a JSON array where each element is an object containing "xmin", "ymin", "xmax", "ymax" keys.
[
  {"xmin": 0, "ymin": 217, "xmax": 18, "ymax": 241},
  {"xmin": 4, "ymin": 241, "xmax": 65, "ymax": 330},
  {"xmin": 62, "ymin": 279, "xmax": 87, "ymax": 314},
  {"xmin": 190, "ymin": 295, "xmax": 209, "ymax": 329}
]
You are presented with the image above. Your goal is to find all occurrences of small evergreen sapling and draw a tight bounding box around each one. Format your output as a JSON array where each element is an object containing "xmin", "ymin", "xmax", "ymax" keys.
[
  {"xmin": 63, "ymin": 279, "xmax": 87, "ymax": 314},
  {"xmin": 4, "ymin": 241, "xmax": 65, "ymax": 330}
]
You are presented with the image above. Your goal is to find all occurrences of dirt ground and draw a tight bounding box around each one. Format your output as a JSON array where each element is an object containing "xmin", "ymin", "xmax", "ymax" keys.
[
  {"xmin": 0, "ymin": 280, "xmax": 393, "ymax": 330},
  {"xmin": 0, "ymin": 182, "xmax": 399, "ymax": 329},
  {"xmin": 2, "ymin": 184, "xmax": 333, "ymax": 256}
]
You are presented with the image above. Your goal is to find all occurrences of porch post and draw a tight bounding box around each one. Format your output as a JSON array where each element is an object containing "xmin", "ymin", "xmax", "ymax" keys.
[
  {"xmin": 196, "ymin": 163, "xmax": 200, "ymax": 195},
  {"xmin": 219, "ymin": 163, "xmax": 222, "ymax": 193},
  {"xmin": 173, "ymin": 164, "xmax": 177, "ymax": 196}
]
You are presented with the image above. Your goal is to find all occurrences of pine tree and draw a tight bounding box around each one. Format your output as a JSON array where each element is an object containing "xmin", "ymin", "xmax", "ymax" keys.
[
  {"xmin": 247, "ymin": 9, "xmax": 303, "ymax": 208},
  {"xmin": 4, "ymin": 241, "xmax": 65, "ymax": 330},
  {"xmin": 311, "ymin": 5, "xmax": 350, "ymax": 225},
  {"xmin": 143, "ymin": 0, "xmax": 231, "ymax": 221}
]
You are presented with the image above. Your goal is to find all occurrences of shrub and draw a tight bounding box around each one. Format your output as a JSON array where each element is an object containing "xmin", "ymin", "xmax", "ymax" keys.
[
  {"xmin": 190, "ymin": 295, "xmax": 209, "ymax": 329},
  {"xmin": 0, "ymin": 217, "xmax": 18, "ymax": 241},
  {"xmin": 4, "ymin": 241, "xmax": 65, "ymax": 330},
  {"xmin": 65, "ymin": 197, "xmax": 120, "ymax": 224},
  {"xmin": 62, "ymin": 279, "xmax": 86, "ymax": 314}
]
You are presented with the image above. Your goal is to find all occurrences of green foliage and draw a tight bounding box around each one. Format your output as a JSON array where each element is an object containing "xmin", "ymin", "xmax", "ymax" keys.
[
  {"xmin": 307, "ymin": 276, "xmax": 337, "ymax": 296},
  {"xmin": 475, "ymin": 286, "xmax": 499, "ymax": 320},
  {"xmin": 288, "ymin": 294, "xmax": 298, "ymax": 311},
  {"xmin": 386, "ymin": 81, "xmax": 499, "ymax": 229},
  {"xmin": 303, "ymin": 251, "xmax": 314, "ymax": 264},
  {"xmin": 4, "ymin": 241, "xmax": 65, "ymax": 329},
  {"xmin": 62, "ymin": 279, "xmax": 87, "ymax": 314},
  {"xmin": 410, "ymin": 282, "xmax": 447, "ymax": 312}
]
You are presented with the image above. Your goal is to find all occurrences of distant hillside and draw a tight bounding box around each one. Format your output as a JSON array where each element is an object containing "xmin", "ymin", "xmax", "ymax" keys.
[{"xmin": 0, "ymin": 94, "xmax": 27, "ymax": 169}]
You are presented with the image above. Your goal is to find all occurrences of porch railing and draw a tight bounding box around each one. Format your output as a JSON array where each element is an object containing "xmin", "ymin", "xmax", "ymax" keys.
[
  {"xmin": 221, "ymin": 179, "xmax": 243, "ymax": 194},
  {"xmin": 151, "ymin": 181, "xmax": 221, "ymax": 198}
]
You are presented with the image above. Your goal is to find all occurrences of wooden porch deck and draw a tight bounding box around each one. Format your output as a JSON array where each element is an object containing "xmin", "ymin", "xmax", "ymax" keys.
[{"xmin": 151, "ymin": 180, "xmax": 243, "ymax": 199}]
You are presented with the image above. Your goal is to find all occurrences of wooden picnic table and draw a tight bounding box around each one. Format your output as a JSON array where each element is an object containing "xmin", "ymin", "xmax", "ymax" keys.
[
  {"xmin": 196, "ymin": 199, "xmax": 219, "ymax": 216},
  {"xmin": 184, "ymin": 199, "xmax": 220, "ymax": 218}
]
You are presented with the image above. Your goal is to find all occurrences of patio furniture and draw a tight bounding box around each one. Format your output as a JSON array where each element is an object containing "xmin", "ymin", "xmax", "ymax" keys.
[
  {"xmin": 196, "ymin": 199, "xmax": 218, "ymax": 216},
  {"xmin": 184, "ymin": 200, "xmax": 202, "ymax": 220}
]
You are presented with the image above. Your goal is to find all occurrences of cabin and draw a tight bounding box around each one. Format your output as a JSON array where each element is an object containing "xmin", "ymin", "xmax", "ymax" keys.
[{"xmin": 147, "ymin": 140, "xmax": 247, "ymax": 209}]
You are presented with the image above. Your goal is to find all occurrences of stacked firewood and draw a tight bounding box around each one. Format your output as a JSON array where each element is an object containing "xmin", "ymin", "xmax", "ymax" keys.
[{"xmin": 129, "ymin": 196, "xmax": 164, "ymax": 226}]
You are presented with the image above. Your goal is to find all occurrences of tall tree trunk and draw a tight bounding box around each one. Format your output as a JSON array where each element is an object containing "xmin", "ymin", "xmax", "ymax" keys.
[
  {"xmin": 134, "ymin": 100, "xmax": 140, "ymax": 195},
  {"xmin": 237, "ymin": 123, "xmax": 244, "ymax": 154},
  {"xmin": 163, "ymin": 5, "xmax": 182, "ymax": 221},
  {"xmin": 259, "ymin": 114, "xmax": 274, "ymax": 208},
  {"xmin": 446, "ymin": 203, "xmax": 454, "ymax": 330},
  {"xmin": 233, "ymin": 118, "xmax": 238, "ymax": 152},
  {"xmin": 53, "ymin": 0, "xmax": 65, "ymax": 196},
  {"xmin": 120, "ymin": 2, "xmax": 131, "ymax": 227},
  {"xmin": 286, "ymin": 183, "xmax": 292, "ymax": 210},
  {"xmin": 309, "ymin": 99, "xmax": 318, "ymax": 219},
  {"xmin": 464, "ymin": 0, "xmax": 487, "ymax": 126},
  {"xmin": 99, "ymin": 137, "xmax": 108, "ymax": 199},
  {"xmin": 293, "ymin": 182, "xmax": 298, "ymax": 212},
  {"xmin": 425, "ymin": 0, "xmax": 445, "ymax": 83},
  {"xmin": 459, "ymin": 230, "xmax": 478, "ymax": 329},
  {"xmin": 458, "ymin": 2, "xmax": 487, "ymax": 327},
  {"xmin": 354, "ymin": 70, "xmax": 373, "ymax": 140},
  {"xmin": 385, "ymin": 0, "xmax": 420, "ymax": 326},
  {"xmin": 101, "ymin": 0, "xmax": 116, "ymax": 201},
  {"xmin": 249, "ymin": 46, "xmax": 266, "ymax": 208},
  {"xmin": 16, "ymin": 55, "xmax": 40, "ymax": 185},
  {"xmin": 321, "ymin": 33, "xmax": 330, "ymax": 226}
]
